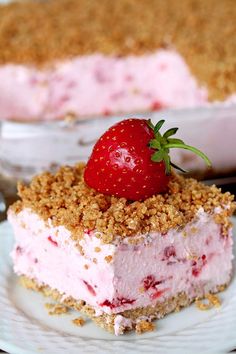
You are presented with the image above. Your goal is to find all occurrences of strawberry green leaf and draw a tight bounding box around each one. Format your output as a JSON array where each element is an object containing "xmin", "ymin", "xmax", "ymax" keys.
[
  {"xmin": 167, "ymin": 138, "xmax": 185, "ymax": 145},
  {"xmin": 163, "ymin": 127, "xmax": 178, "ymax": 139},
  {"xmin": 146, "ymin": 119, "xmax": 212, "ymax": 175},
  {"xmin": 149, "ymin": 139, "xmax": 161, "ymax": 149},
  {"xmin": 154, "ymin": 131, "xmax": 162, "ymax": 141},
  {"xmin": 151, "ymin": 150, "xmax": 165, "ymax": 162},
  {"xmin": 154, "ymin": 120, "xmax": 165, "ymax": 134},
  {"xmin": 163, "ymin": 154, "xmax": 171, "ymax": 174}
]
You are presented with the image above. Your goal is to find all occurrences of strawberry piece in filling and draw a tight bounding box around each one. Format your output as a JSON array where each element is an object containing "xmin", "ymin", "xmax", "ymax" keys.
[
  {"xmin": 100, "ymin": 297, "xmax": 136, "ymax": 309},
  {"xmin": 191, "ymin": 254, "xmax": 207, "ymax": 277},
  {"xmin": 47, "ymin": 236, "xmax": 58, "ymax": 247}
]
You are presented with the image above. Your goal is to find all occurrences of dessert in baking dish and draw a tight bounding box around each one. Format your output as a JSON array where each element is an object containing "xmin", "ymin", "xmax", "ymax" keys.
[
  {"xmin": 8, "ymin": 119, "xmax": 235, "ymax": 334},
  {"xmin": 0, "ymin": 0, "xmax": 236, "ymax": 120}
]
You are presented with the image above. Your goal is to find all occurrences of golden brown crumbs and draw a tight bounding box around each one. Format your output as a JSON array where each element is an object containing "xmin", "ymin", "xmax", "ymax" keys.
[
  {"xmin": 105, "ymin": 255, "xmax": 113, "ymax": 263},
  {"xmin": 214, "ymin": 210, "xmax": 233, "ymax": 237},
  {"xmin": 20, "ymin": 222, "xmax": 26, "ymax": 229},
  {"xmin": 94, "ymin": 247, "xmax": 101, "ymax": 253},
  {"xmin": 45, "ymin": 303, "xmax": 55, "ymax": 309},
  {"xmin": 206, "ymin": 293, "xmax": 221, "ymax": 308},
  {"xmin": 195, "ymin": 299, "xmax": 212, "ymax": 311},
  {"xmin": 135, "ymin": 320, "xmax": 156, "ymax": 334},
  {"xmin": 186, "ymin": 254, "xmax": 198, "ymax": 261},
  {"xmin": 190, "ymin": 227, "xmax": 198, "ymax": 234},
  {"xmin": 195, "ymin": 293, "xmax": 221, "ymax": 311},
  {"xmin": 12, "ymin": 200, "xmax": 23, "ymax": 214},
  {"xmin": 72, "ymin": 317, "xmax": 85, "ymax": 327},
  {"xmin": 10, "ymin": 164, "xmax": 235, "ymax": 244},
  {"xmin": 0, "ymin": 0, "xmax": 236, "ymax": 100},
  {"xmin": 139, "ymin": 287, "xmax": 145, "ymax": 294},
  {"xmin": 217, "ymin": 284, "xmax": 227, "ymax": 292},
  {"xmin": 22, "ymin": 275, "xmax": 229, "ymax": 335},
  {"xmin": 76, "ymin": 243, "xmax": 85, "ymax": 256},
  {"xmin": 45, "ymin": 303, "xmax": 68, "ymax": 315},
  {"xmin": 93, "ymin": 258, "xmax": 97, "ymax": 264},
  {"xmin": 84, "ymin": 264, "xmax": 89, "ymax": 270},
  {"xmin": 128, "ymin": 236, "xmax": 145, "ymax": 245},
  {"xmin": 174, "ymin": 306, "xmax": 180, "ymax": 313}
]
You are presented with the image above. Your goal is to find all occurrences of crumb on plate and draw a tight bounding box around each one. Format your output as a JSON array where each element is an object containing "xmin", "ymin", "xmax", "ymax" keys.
[
  {"xmin": 195, "ymin": 293, "xmax": 221, "ymax": 311},
  {"xmin": 135, "ymin": 320, "xmax": 156, "ymax": 334},
  {"xmin": 45, "ymin": 303, "xmax": 69, "ymax": 315},
  {"xmin": 72, "ymin": 317, "xmax": 85, "ymax": 326}
]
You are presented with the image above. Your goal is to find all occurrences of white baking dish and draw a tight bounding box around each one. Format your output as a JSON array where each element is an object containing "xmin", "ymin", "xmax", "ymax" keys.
[{"xmin": 0, "ymin": 105, "xmax": 236, "ymax": 183}]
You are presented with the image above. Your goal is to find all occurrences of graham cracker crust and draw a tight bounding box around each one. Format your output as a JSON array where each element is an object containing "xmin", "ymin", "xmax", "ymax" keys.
[{"xmin": 20, "ymin": 276, "xmax": 228, "ymax": 334}]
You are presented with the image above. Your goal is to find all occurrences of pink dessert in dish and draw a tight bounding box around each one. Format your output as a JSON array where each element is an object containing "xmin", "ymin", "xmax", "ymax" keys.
[
  {"xmin": 1, "ymin": 0, "xmax": 236, "ymax": 121},
  {"xmin": 0, "ymin": 51, "xmax": 207, "ymax": 121},
  {"xmin": 8, "ymin": 119, "xmax": 235, "ymax": 335}
]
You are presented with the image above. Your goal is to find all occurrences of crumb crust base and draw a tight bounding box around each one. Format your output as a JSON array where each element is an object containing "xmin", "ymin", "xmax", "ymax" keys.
[{"xmin": 20, "ymin": 275, "xmax": 229, "ymax": 334}]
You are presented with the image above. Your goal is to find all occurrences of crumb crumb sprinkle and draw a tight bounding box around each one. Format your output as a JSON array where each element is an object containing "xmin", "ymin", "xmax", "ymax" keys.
[
  {"xmin": 11, "ymin": 163, "xmax": 235, "ymax": 244},
  {"xmin": 105, "ymin": 255, "xmax": 113, "ymax": 263},
  {"xmin": 135, "ymin": 320, "xmax": 155, "ymax": 334},
  {"xmin": 45, "ymin": 303, "xmax": 69, "ymax": 315},
  {"xmin": 94, "ymin": 247, "xmax": 101, "ymax": 253},
  {"xmin": 21, "ymin": 275, "xmax": 228, "ymax": 335},
  {"xmin": 72, "ymin": 317, "xmax": 85, "ymax": 327},
  {"xmin": 195, "ymin": 293, "xmax": 221, "ymax": 311}
]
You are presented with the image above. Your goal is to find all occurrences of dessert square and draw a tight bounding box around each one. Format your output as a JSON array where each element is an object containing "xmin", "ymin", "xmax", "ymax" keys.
[{"xmin": 8, "ymin": 164, "xmax": 235, "ymax": 335}]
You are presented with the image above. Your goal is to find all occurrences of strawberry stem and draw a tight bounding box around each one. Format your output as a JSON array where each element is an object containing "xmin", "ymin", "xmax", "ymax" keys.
[
  {"xmin": 147, "ymin": 119, "xmax": 211, "ymax": 174},
  {"xmin": 165, "ymin": 143, "xmax": 211, "ymax": 167}
]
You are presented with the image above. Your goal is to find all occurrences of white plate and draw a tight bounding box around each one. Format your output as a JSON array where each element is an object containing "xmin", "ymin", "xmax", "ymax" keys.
[{"xmin": 0, "ymin": 219, "xmax": 236, "ymax": 354}]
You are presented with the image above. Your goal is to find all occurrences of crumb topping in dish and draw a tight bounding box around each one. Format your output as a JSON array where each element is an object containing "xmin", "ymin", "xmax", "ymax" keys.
[
  {"xmin": 11, "ymin": 164, "xmax": 235, "ymax": 244},
  {"xmin": 0, "ymin": 0, "xmax": 236, "ymax": 100}
]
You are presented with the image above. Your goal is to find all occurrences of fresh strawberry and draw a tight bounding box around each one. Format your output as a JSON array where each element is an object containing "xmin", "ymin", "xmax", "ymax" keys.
[
  {"xmin": 84, "ymin": 118, "xmax": 211, "ymax": 201},
  {"xmin": 85, "ymin": 119, "xmax": 167, "ymax": 200}
]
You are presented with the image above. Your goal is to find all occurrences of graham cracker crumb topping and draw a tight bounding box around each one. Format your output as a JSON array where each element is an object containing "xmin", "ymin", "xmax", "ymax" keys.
[
  {"xmin": 11, "ymin": 163, "xmax": 235, "ymax": 244},
  {"xmin": 1, "ymin": 0, "xmax": 236, "ymax": 100}
]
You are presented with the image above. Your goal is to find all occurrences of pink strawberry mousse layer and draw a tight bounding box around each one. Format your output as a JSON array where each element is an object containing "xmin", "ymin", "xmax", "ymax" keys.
[
  {"xmin": 9, "ymin": 206, "xmax": 233, "ymax": 333},
  {"xmin": 0, "ymin": 50, "xmax": 208, "ymax": 120}
]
